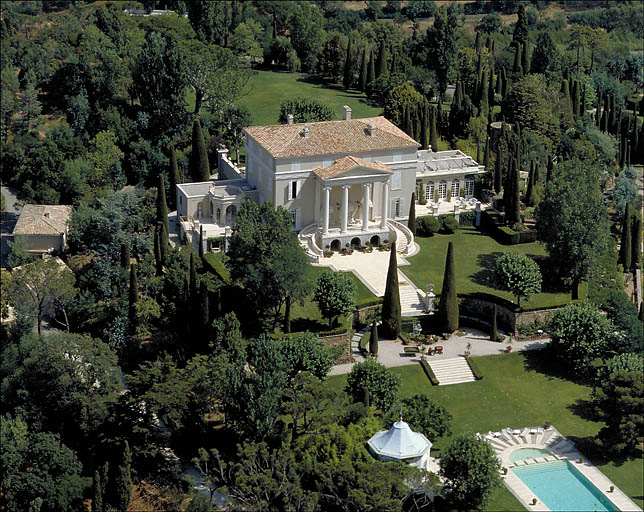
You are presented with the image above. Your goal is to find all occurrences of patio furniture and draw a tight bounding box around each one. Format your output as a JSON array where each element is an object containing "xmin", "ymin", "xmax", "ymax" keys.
[
  {"xmin": 403, "ymin": 346, "xmax": 420, "ymax": 354},
  {"xmin": 435, "ymin": 346, "xmax": 443, "ymax": 354},
  {"xmin": 519, "ymin": 427, "xmax": 530, "ymax": 438}
]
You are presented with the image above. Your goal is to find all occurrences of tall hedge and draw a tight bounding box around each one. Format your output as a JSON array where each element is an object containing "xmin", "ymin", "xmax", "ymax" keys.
[
  {"xmin": 631, "ymin": 215, "xmax": 642, "ymax": 270},
  {"xmin": 381, "ymin": 242, "xmax": 401, "ymax": 339},
  {"xmin": 190, "ymin": 119, "xmax": 210, "ymax": 182},
  {"xmin": 490, "ymin": 304, "xmax": 497, "ymax": 341},
  {"xmin": 438, "ymin": 241, "xmax": 459, "ymax": 332},
  {"xmin": 369, "ymin": 319, "xmax": 379, "ymax": 356},
  {"xmin": 621, "ymin": 203, "xmax": 632, "ymax": 270}
]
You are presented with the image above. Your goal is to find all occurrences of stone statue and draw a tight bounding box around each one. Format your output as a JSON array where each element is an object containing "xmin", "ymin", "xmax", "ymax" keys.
[{"xmin": 350, "ymin": 200, "xmax": 362, "ymax": 224}]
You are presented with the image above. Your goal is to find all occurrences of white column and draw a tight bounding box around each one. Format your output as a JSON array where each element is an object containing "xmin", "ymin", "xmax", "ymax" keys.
[
  {"xmin": 362, "ymin": 183, "xmax": 370, "ymax": 231},
  {"xmin": 341, "ymin": 185, "xmax": 349, "ymax": 233},
  {"xmin": 380, "ymin": 180, "xmax": 389, "ymax": 229},
  {"xmin": 323, "ymin": 186, "xmax": 330, "ymax": 234}
]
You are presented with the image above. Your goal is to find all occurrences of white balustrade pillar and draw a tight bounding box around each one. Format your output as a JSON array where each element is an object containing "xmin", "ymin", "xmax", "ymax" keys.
[
  {"xmin": 323, "ymin": 186, "xmax": 330, "ymax": 234},
  {"xmin": 341, "ymin": 185, "xmax": 349, "ymax": 233},
  {"xmin": 380, "ymin": 180, "xmax": 389, "ymax": 229},
  {"xmin": 362, "ymin": 184, "xmax": 370, "ymax": 232}
]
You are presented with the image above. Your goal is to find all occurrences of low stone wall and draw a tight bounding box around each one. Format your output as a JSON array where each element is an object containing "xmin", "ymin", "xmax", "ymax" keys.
[{"xmin": 320, "ymin": 332, "xmax": 352, "ymax": 364}]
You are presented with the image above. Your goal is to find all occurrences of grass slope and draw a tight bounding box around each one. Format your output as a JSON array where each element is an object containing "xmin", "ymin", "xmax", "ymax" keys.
[
  {"xmin": 327, "ymin": 352, "xmax": 643, "ymax": 510},
  {"xmin": 236, "ymin": 70, "xmax": 382, "ymax": 126},
  {"xmin": 404, "ymin": 226, "xmax": 573, "ymax": 309}
]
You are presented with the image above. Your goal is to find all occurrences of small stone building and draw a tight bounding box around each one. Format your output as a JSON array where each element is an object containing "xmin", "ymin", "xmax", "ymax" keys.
[{"xmin": 12, "ymin": 204, "xmax": 73, "ymax": 254}]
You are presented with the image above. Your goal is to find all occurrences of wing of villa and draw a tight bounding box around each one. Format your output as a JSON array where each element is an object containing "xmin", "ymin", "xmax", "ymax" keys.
[{"xmin": 176, "ymin": 106, "xmax": 484, "ymax": 260}]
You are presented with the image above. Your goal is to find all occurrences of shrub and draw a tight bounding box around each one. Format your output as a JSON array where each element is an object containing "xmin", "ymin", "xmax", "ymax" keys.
[
  {"xmin": 416, "ymin": 215, "xmax": 440, "ymax": 237},
  {"xmin": 345, "ymin": 359, "xmax": 401, "ymax": 410},
  {"xmin": 420, "ymin": 360, "xmax": 439, "ymax": 385},
  {"xmin": 458, "ymin": 210, "xmax": 476, "ymax": 226},
  {"xmin": 443, "ymin": 215, "xmax": 459, "ymax": 233},
  {"xmin": 465, "ymin": 356, "xmax": 484, "ymax": 380}
]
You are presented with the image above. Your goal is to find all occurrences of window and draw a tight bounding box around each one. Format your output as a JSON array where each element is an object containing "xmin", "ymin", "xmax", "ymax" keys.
[
  {"xmin": 438, "ymin": 181, "xmax": 447, "ymax": 199},
  {"xmin": 425, "ymin": 182, "xmax": 434, "ymax": 202},
  {"xmin": 287, "ymin": 180, "xmax": 299, "ymax": 200},
  {"xmin": 465, "ymin": 176, "xmax": 474, "ymax": 197},
  {"xmin": 392, "ymin": 170, "xmax": 402, "ymax": 190},
  {"xmin": 393, "ymin": 199, "xmax": 401, "ymax": 217},
  {"xmin": 451, "ymin": 179, "xmax": 460, "ymax": 198},
  {"xmin": 289, "ymin": 208, "xmax": 300, "ymax": 230}
]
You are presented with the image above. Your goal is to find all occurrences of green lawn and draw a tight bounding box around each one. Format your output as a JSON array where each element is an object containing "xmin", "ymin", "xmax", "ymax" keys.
[
  {"xmin": 236, "ymin": 70, "xmax": 382, "ymax": 126},
  {"xmin": 327, "ymin": 352, "xmax": 643, "ymax": 510},
  {"xmin": 404, "ymin": 226, "xmax": 573, "ymax": 309}
]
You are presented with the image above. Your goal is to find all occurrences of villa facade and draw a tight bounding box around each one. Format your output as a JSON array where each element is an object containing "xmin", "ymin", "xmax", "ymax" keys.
[{"xmin": 176, "ymin": 106, "xmax": 484, "ymax": 258}]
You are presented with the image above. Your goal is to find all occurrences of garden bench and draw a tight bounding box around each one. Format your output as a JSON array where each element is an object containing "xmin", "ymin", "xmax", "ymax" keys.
[{"xmin": 403, "ymin": 346, "xmax": 420, "ymax": 354}]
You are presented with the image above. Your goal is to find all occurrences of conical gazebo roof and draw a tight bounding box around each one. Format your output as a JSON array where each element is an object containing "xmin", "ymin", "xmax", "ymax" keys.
[{"xmin": 368, "ymin": 420, "xmax": 432, "ymax": 460}]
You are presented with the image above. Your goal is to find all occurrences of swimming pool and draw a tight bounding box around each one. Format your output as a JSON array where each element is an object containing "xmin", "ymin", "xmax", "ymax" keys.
[
  {"xmin": 509, "ymin": 448, "xmax": 552, "ymax": 462},
  {"xmin": 513, "ymin": 460, "xmax": 618, "ymax": 511}
]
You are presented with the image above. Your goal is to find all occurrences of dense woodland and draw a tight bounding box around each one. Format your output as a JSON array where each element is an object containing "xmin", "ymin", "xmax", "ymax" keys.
[{"xmin": 1, "ymin": 1, "xmax": 643, "ymax": 511}]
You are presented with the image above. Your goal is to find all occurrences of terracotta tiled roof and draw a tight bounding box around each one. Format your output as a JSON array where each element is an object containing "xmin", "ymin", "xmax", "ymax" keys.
[
  {"xmin": 245, "ymin": 116, "xmax": 418, "ymax": 158},
  {"xmin": 13, "ymin": 205, "xmax": 72, "ymax": 235},
  {"xmin": 313, "ymin": 156, "xmax": 392, "ymax": 180}
]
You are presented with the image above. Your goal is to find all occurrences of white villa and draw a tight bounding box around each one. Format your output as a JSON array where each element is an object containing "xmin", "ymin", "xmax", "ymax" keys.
[{"xmin": 176, "ymin": 106, "xmax": 484, "ymax": 259}]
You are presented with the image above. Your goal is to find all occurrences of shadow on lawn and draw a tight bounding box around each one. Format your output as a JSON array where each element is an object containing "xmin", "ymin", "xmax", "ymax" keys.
[
  {"xmin": 521, "ymin": 348, "xmax": 587, "ymax": 383},
  {"xmin": 471, "ymin": 252, "xmax": 502, "ymax": 287}
]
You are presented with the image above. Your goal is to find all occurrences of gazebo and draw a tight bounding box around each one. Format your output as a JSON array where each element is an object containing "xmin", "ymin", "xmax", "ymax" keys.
[{"xmin": 367, "ymin": 419, "xmax": 432, "ymax": 470}]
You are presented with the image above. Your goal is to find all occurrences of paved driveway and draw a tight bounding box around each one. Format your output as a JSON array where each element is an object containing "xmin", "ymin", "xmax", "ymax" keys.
[{"xmin": 1, "ymin": 186, "xmax": 20, "ymax": 268}]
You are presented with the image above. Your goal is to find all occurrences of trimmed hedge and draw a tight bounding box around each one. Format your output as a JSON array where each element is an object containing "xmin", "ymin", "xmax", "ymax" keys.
[
  {"xmin": 356, "ymin": 297, "xmax": 383, "ymax": 308},
  {"xmin": 442, "ymin": 215, "xmax": 459, "ymax": 233},
  {"xmin": 481, "ymin": 210, "xmax": 504, "ymax": 232},
  {"xmin": 420, "ymin": 360, "xmax": 439, "ymax": 385},
  {"xmin": 481, "ymin": 212, "xmax": 538, "ymax": 245},
  {"xmin": 202, "ymin": 253, "xmax": 231, "ymax": 283},
  {"xmin": 465, "ymin": 356, "xmax": 484, "ymax": 380},
  {"xmin": 458, "ymin": 210, "xmax": 476, "ymax": 226},
  {"xmin": 416, "ymin": 215, "xmax": 440, "ymax": 237}
]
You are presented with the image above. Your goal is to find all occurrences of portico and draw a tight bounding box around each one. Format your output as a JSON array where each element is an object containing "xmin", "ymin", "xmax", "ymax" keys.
[{"xmin": 314, "ymin": 156, "xmax": 393, "ymax": 250}]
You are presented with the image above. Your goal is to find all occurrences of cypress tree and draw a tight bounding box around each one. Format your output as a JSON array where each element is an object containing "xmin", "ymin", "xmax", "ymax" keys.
[
  {"xmin": 477, "ymin": 144, "xmax": 481, "ymax": 164},
  {"xmin": 631, "ymin": 215, "xmax": 642, "ymax": 270},
  {"xmin": 359, "ymin": 47, "xmax": 368, "ymax": 92},
  {"xmin": 438, "ymin": 241, "xmax": 459, "ymax": 333},
  {"xmin": 495, "ymin": 68, "xmax": 502, "ymax": 95},
  {"xmin": 414, "ymin": 110, "xmax": 421, "ymax": 143},
  {"xmin": 479, "ymin": 70, "xmax": 489, "ymax": 115},
  {"xmin": 157, "ymin": 173, "xmax": 170, "ymax": 237},
  {"xmin": 390, "ymin": 50, "xmax": 398, "ymax": 75},
  {"xmin": 128, "ymin": 265, "xmax": 138, "ymax": 334},
  {"xmin": 521, "ymin": 42, "xmax": 529, "ymax": 75},
  {"xmin": 637, "ymin": 122, "xmax": 644, "ymax": 163},
  {"xmin": 596, "ymin": 90, "xmax": 602, "ymax": 127},
  {"xmin": 474, "ymin": 31, "xmax": 481, "ymax": 50},
  {"xmin": 571, "ymin": 80, "xmax": 579, "ymax": 118},
  {"xmin": 168, "ymin": 145, "xmax": 179, "ymax": 210},
  {"xmin": 381, "ymin": 242, "xmax": 401, "ymax": 339},
  {"xmin": 600, "ymin": 109, "xmax": 608, "ymax": 132},
  {"xmin": 158, "ymin": 221, "xmax": 168, "ymax": 266},
  {"xmin": 490, "ymin": 304, "xmax": 497, "ymax": 341},
  {"xmin": 420, "ymin": 104, "xmax": 429, "ymax": 149},
  {"xmin": 503, "ymin": 157, "xmax": 515, "ymax": 219},
  {"xmin": 512, "ymin": 45, "xmax": 521, "ymax": 74},
  {"xmin": 189, "ymin": 251, "xmax": 197, "ymax": 302},
  {"xmin": 190, "ymin": 119, "xmax": 210, "ymax": 181},
  {"xmin": 494, "ymin": 147, "xmax": 502, "ymax": 194},
  {"xmin": 153, "ymin": 227, "xmax": 163, "ymax": 276},
  {"xmin": 533, "ymin": 161, "xmax": 540, "ymax": 183},
  {"xmin": 581, "ymin": 84, "xmax": 586, "ymax": 116},
  {"xmin": 437, "ymin": 98, "xmax": 443, "ymax": 130},
  {"xmin": 199, "ymin": 225, "xmax": 204, "ymax": 259},
  {"xmin": 93, "ymin": 462, "xmax": 109, "ymax": 512},
  {"xmin": 366, "ymin": 51, "xmax": 375, "ymax": 92},
  {"xmin": 120, "ymin": 242, "xmax": 130, "ymax": 269},
  {"xmin": 112, "ymin": 442, "xmax": 132, "ymax": 512},
  {"xmin": 375, "ymin": 39, "xmax": 387, "ymax": 78},
  {"xmin": 621, "ymin": 203, "xmax": 632, "ymax": 270},
  {"xmin": 525, "ymin": 164, "xmax": 535, "ymax": 207},
  {"xmin": 408, "ymin": 192, "xmax": 416, "ymax": 236},
  {"xmin": 369, "ymin": 319, "xmax": 379, "ymax": 356},
  {"xmin": 608, "ymin": 96, "xmax": 616, "ymax": 134},
  {"xmin": 343, "ymin": 38, "xmax": 353, "ymax": 89},
  {"xmin": 546, "ymin": 157, "xmax": 553, "ymax": 183},
  {"xmin": 631, "ymin": 115, "xmax": 639, "ymax": 160},
  {"xmin": 501, "ymin": 66, "xmax": 508, "ymax": 99},
  {"xmin": 488, "ymin": 70, "xmax": 495, "ymax": 106},
  {"xmin": 430, "ymin": 106, "xmax": 438, "ymax": 150},
  {"xmin": 200, "ymin": 281, "xmax": 210, "ymax": 338}
]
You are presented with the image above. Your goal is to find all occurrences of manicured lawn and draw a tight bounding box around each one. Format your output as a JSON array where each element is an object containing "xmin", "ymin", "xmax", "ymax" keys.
[
  {"xmin": 404, "ymin": 226, "xmax": 573, "ymax": 309},
  {"xmin": 327, "ymin": 352, "xmax": 643, "ymax": 510},
  {"xmin": 236, "ymin": 70, "xmax": 382, "ymax": 126}
]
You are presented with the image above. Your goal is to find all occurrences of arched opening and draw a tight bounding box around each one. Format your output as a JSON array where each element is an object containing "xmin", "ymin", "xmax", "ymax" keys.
[
  {"xmin": 225, "ymin": 205, "xmax": 237, "ymax": 224},
  {"xmin": 350, "ymin": 237, "xmax": 361, "ymax": 248},
  {"xmin": 425, "ymin": 181, "xmax": 434, "ymax": 202},
  {"xmin": 451, "ymin": 179, "xmax": 460, "ymax": 198},
  {"xmin": 330, "ymin": 239, "xmax": 341, "ymax": 252},
  {"xmin": 370, "ymin": 235, "xmax": 381, "ymax": 246},
  {"xmin": 465, "ymin": 176, "xmax": 474, "ymax": 197},
  {"xmin": 216, "ymin": 208, "xmax": 221, "ymax": 225},
  {"xmin": 438, "ymin": 181, "xmax": 447, "ymax": 199}
]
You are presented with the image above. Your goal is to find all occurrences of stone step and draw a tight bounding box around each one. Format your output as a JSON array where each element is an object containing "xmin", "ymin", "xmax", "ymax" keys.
[{"xmin": 428, "ymin": 357, "xmax": 477, "ymax": 385}]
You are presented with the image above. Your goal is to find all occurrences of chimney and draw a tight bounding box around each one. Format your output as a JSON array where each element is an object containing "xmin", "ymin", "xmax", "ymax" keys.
[
  {"xmin": 287, "ymin": 114, "xmax": 294, "ymax": 125},
  {"xmin": 367, "ymin": 123, "xmax": 376, "ymax": 136},
  {"xmin": 302, "ymin": 126, "xmax": 309, "ymax": 138},
  {"xmin": 343, "ymin": 105, "xmax": 352, "ymax": 121}
]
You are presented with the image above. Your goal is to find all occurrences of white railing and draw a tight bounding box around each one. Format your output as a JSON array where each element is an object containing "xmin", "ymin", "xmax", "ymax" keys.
[{"xmin": 388, "ymin": 219, "xmax": 415, "ymax": 255}]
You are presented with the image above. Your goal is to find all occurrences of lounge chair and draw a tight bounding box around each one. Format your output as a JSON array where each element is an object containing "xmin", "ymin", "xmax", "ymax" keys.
[{"xmin": 519, "ymin": 427, "xmax": 530, "ymax": 438}]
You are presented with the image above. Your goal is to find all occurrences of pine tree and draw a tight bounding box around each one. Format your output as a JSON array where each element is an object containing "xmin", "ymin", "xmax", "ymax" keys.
[
  {"xmin": 343, "ymin": 39, "xmax": 354, "ymax": 89},
  {"xmin": 168, "ymin": 144, "xmax": 179, "ymax": 210},
  {"xmin": 190, "ymin": 119, "xmax": 210, "ymax": 181},
  {"xmin": 490, "ymin": 304, "xmax": 497, "ymax": 341},
  {"xmin": 359, "ymin": 47, "xmax": 368, "ymax": 92},
  {"xmin": 621, "ymin": 203, "xmax": 632, "ymax": 270},
  {"xmin": 438, "ymin": 241, "xmax": 459, "ymax": 333},
  {"xmin": 631, "ymin": 215, "xmax": 642, "ymax": 270},
  {"xmin": 128, "ymin": 265, "xmax": 138, "ymax": 334},
  {"xmin": 366, "ymin": 51, "xmax": 375, "ymax": 92},
  {"xmin": 20, "ymin": 79, "xmax": 42, "ymax": 131},
  {"xmin": 381, "ymin": 242, "xmax": 401, "ymax": 339},
  {"xmin": 408, "ymin": 192, "xmax": 416, "ymax": 235},
  {"xmin": 430, "ymin": 106, "xmax": 438, "ymax": 150},
  {"xmin": 120, "ymin": 242, "xmax": 130, "ymax": 269},
  {"xmin": 369, "ymin": 319, "xmax": 379, "ymax": 356},
  {"xmin": 375, "ymin": 39, "xmax": 387, "ymax": 78},
  {"xmin": 157, "ymin": 173, "xmax": 170, "ymax": 236}
]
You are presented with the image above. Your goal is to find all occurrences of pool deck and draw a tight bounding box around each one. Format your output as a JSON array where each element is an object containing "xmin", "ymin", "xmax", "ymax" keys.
[{"xmin": 479, "ymin": 426, "xmax": 642, "ymax": 512}]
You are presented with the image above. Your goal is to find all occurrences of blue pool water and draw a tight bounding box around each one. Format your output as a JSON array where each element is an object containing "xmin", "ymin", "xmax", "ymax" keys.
[
  {"xmin": 513, "ymin": 460, "xmax": 618, "ymax": 511},
  {"xmin": 509, "ymin": 448, "xmax": 552, "ymax": 462}
]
